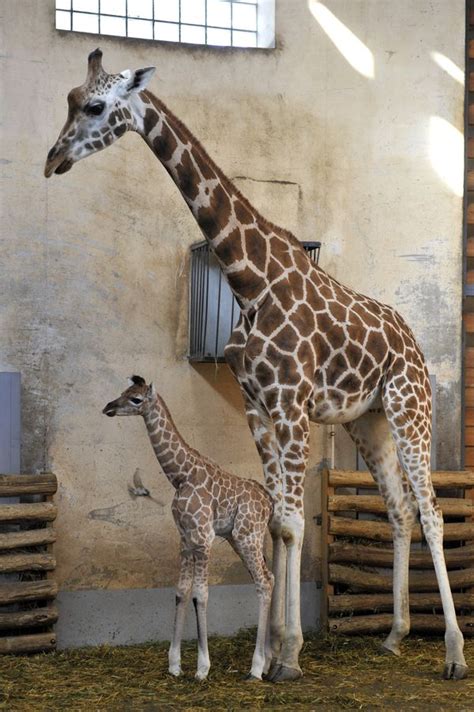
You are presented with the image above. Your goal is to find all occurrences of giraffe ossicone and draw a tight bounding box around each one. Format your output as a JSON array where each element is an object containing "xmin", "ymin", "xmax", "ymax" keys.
[
  {"xmin": 103, "ymin": 376, "xmax": 274, "ymax": 681},
  {"xmin": 47, "ymin": 50, "xmax": 468, "ymax": 681}
]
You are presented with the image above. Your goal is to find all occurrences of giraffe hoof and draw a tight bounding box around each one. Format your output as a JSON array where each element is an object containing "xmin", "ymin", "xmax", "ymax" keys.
[
  {"xmin": 244, "ymin": 673, "xmax": 261, "ymax": 682},
  {"xmin": 443, "ymin": 662, "xmax": 468, "ymax": 680},
  {"xmin": 380, "ymin": 641, "xmax": 401, "ymax": 657},
  {"xmin": 267, "ymin": 664, "xmax": 303, "ymax": 683},
  {"xmin": 263, "ymin": 660, "xmax": 280, "ymax": 681}
]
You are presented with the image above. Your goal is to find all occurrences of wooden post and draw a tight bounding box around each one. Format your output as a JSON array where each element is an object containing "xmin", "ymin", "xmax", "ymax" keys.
[{"xmin": 320, "ymin": 468, "xmax": 333, "ymax": 632}]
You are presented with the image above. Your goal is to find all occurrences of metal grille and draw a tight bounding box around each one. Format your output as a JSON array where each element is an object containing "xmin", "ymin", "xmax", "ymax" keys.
[
  {"xmin": 55, "ymin": 1, "xmax": 275, "ymax": 49},
  {"xmin": 189, "ymin": 240, "xmax": 321, "ymax": 362}
]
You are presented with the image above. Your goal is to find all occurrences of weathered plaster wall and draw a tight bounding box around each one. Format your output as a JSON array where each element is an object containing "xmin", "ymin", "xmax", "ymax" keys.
[{"xmin": 0, "ymin": 0, "xmax": 464, "ymax": 609}]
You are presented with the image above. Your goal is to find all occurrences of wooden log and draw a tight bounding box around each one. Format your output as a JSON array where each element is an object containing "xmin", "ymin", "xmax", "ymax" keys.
[
  {"xmin": 0, "ymin": 528, "xmax": 56, "ymax": 551},
  {"xmin": 466, "ymin": 408, "xmax": 474, "ymax": 427},
  {"xmin": 328, "ymin": 494, "xmax": 473, "ymax": 517},
  {"xmin": 468, "ymin": 238, "xmax": 474, "ymax": 258},
  {"xmin": 328, "ymin": 516, "xmax": 474, "ymax": 542},
  {"xmin": 465, "ymin": 448, "xmax": 474, "ymax": 468},
  {"xmin": 327, "ymin": 469, "xmax": 474, "ymax": 490},
  {"xmin": 328, "ymin": 614, "xmax": 474, "ymax": 636},
  {"xmin": 329, "ymin": 591, "xmax": 474, "ymax": 613},
  {"xmin": 468, "ymin": 170, "xmax": 474, "ymax": 191},
  {"xmin": 0, "ymin": 632, "xmax": 56, "ymax": 654},
  {"xmin": 0, "ymin": 580, "xmax": 58, "ymax": 605},
  {"xmin": 328, "ymin": 592, "xmax": 474, "ymax": 614},
  {"xmin": 320, "ymin": 468, "xmax": 334, "ymax": 630},
  {"xmin": 0, "ymin": 604, "xmax": 58, "ymax": 631},
  {"xmin": 0, "ymin": 474, "xmax": 57, "ymax": 497},
  {"xmin": 0, "ymin": 553, "xmax": 55, "ymax": 573},
  {"xmin": 328, "ymin": 541, "xmax": 474, "ymax": 569},
  {"xmin": 0, "ymin": 502, "xmax": 56, "ymax": 523},
  {"xmin": 329, "ymin": 564, "xmax": 474, "ymax": 592}
]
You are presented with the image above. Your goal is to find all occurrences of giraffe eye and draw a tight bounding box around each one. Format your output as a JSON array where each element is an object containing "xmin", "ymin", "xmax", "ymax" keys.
[
  {"xmin": 85, "ymin": 102, "xmax": 105, "ymax": 116},
  {"xmin": 130, "ymin": 397, "xmax": 142, "ymax": 405}
]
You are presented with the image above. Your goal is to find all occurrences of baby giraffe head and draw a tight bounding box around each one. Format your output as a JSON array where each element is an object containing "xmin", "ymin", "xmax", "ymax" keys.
[
  {"xmin": 44, "ymin": 48, "xmax": 155, "ymax": 178},
  {"xmin": 103, "ymin": 375, "xmax": 155, "ymax": 417}
]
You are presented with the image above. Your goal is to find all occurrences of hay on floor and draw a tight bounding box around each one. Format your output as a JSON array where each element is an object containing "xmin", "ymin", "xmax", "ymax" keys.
[{"xmin": 0, "ymin": 631, "xmax": 473, "ymax": 710}]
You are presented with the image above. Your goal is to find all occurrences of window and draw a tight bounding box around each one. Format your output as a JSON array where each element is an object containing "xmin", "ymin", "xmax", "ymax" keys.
[{"xmin": 55, "ymin": 1, "xmax": 275, "ymax": 49}]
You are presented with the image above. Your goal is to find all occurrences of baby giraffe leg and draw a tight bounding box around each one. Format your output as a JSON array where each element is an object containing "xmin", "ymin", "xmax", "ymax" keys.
[
  {"xmin": 168, "ymin": 545, "xmax": 194, "ymax": 676},
  {"xmin": 192, "ymin": 544, "xmax": 212, "ymax": 681},
  {"xmin": 230, "ymin": 532, "xmax": 274, "ymax": 680}
]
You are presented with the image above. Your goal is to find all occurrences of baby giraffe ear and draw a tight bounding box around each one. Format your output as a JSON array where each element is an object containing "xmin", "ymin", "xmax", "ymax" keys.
[
  {"xmin": 122, "ymin": 66, "xmax": 156, "ymax": 93},
  {"xmin": 147, "ymin": 382, "xmax": 156, "ymax": 398}
]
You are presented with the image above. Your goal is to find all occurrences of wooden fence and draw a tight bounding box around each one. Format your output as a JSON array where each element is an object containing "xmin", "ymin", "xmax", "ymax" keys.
[
  {"xmin": 320, "ymin": 469, "xmax": 474, "ymax": 636},
  {"xmin": 0, "ymin": 473, "xmax": 58, "ymax": 653}
]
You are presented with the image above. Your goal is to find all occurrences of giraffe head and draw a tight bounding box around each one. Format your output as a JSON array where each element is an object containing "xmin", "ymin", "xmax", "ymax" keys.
[
  {"xmin": 44, "ymin": 49, "xmax": 155, "ymax": 178},
  {"xmin": 103, "ymin": 375, "xmax": 156, "ymax": 417}
]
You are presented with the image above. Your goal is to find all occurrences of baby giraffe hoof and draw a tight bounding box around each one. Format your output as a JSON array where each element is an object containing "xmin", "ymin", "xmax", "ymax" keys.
[
  {"xmin": 195, "ymin": 670, "xmax": 209, "ymax": 682},
  {"xmin": 443, "ymin": 662, "xmax": 468, "ymax": 680},
  {"xmin": 244, "ymin": 673, "xmax": 261, "ymax": 682},
  {"xmin": 268, "ymin": 664, "xmax": 303, "ymax": 683},
  {"xmin": 168, "ymin": 667, "xmax": 181, "ymax": 677}
]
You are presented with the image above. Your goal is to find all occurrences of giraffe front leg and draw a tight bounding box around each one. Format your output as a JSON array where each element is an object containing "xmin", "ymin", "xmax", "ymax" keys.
[
  {"xmin": 192, "ymin": 545, "xmax": 212, "ymax": 681},
  {"xmin": 265, "ymin": 532, "xmax": 286, "ymax": 675},
  {"xmin": 168, "ymin": 545, "xmax": 193, "ymax": 677},
  {"xmin": 267, "ymin": 409, "xmax": 308, "ymax": 683},
  {"xmin": 241, "ymin": 395, "xmax": 285, "ymax": 675}
]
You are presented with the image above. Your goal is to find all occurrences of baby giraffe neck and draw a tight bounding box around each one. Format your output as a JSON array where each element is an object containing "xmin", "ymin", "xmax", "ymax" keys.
[{"xmin": 143, "ymin": 397, "xmax": 189, "ymax": 489}]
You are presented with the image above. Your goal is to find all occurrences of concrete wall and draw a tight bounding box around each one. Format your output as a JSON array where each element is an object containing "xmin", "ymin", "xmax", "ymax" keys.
[{"xmin": 0, "ymin": 0, "xmax": 464, "ymax": 643}]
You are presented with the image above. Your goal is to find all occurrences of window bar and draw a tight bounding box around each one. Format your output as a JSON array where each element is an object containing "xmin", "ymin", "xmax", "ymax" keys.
[
  {"xmin": 151, "ymin": 0, "xmax": 155, "ymax": 41},
  {"xmin": 98, "ymin": 0, "xmax": 101, "ymax": 34},
  {"xmin": 198, "ymin": 247, "xmax": 205, "ymax": 356},
  {"xmin": 202, "ymin": 246, "xmax": 211, "ymax": 358},
  {"xmin": 214, "ymin": 268, "xmax": 223, "ymax": 358},
  {"xmin": 125, "ymin": 0, "xmax": 128, "ymax": 37},
  {"xmin": 178, "ymin": 0, "xmax": 182, "ymax": 43},
  {"xmin": 190, "ymin": 250, "xmax": 197, "ymax": 356},
  {"xmin": 230, "ymin": 289, "xmax": 235, "ymax": 342}
]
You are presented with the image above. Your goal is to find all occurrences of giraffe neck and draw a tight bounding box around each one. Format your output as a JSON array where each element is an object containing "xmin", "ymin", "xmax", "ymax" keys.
[
  {"xmin": 142, "ymin": 395, "xmax": 191, "ymax": 489},
  {"xmin": 134, "ymin": 89, "xmax": 278, "ymax": 308}
]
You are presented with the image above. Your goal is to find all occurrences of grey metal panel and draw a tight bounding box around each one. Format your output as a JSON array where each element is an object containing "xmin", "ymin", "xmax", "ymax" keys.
[
  {"xmin": 0, "ymin": 372, "xmax": 21, "ymax": 474},
  {"xmin": 55, "ymin": 582, "xmax": 320, "ymax": 649}
]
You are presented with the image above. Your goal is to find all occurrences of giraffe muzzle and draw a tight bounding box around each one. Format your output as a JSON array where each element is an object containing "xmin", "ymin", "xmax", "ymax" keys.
[
  {"xmin": 102, "ymin": 402, "xmax": 117, "ymax": 417},
  {"xmin": 44, "ymin": 150, "xmax": 74, "ymax": 178}
]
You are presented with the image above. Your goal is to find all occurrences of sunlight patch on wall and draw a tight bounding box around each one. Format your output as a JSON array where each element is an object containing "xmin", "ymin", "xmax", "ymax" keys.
[
  {"xmin": 430, "ymin": 51, "xmax": 464, "ymax": 86},
  {"xmin": 429, "ymin": 116, "xmax": 463, "ymax": 197},
  {"xmin": 308, "ymin": 1, "xmax": 374, "ymax": 79}
]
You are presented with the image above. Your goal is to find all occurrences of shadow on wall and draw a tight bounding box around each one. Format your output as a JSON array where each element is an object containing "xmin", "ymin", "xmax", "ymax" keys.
[{"xmin": 190, "ymin": 363, "xmax": 246, "ymax": 415}]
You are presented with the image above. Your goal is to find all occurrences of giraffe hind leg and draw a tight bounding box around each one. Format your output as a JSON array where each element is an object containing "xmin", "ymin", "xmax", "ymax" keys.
[
  {"xmin": 383, "ymin": 378, "xmax": 468, "ymax": 679},
  {"xmin": 344, "ymin": 410, "xmax": 418, "ymax": 656}
]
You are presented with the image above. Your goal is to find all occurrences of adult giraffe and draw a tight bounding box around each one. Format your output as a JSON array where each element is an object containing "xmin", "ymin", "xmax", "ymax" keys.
[{"xmin": 44, "ymin": 50, "xmax": 467, "ymax": 681}]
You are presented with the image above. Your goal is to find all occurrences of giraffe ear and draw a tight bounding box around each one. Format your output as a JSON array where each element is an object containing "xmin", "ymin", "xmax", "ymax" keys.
[{"xmin": 121, "ymin": 67, "xmax": 156, "ymax": 94}]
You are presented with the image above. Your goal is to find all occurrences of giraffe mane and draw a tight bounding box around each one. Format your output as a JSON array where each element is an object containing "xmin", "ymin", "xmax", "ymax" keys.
[{"xmin": 142, "ymin": 90, "xmax": 306, "ymax": 254}]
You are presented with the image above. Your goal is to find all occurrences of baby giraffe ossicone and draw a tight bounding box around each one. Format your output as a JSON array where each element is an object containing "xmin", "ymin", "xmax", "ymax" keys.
[{"xmin": 103, "ymin": 376, "xmax": 274, "ymax": 681}]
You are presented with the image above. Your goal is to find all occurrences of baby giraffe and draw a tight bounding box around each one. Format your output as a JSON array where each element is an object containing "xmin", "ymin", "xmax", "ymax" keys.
[{"xmin": 103, "ymin": 376, "xmax": 274, "ymax": 681}]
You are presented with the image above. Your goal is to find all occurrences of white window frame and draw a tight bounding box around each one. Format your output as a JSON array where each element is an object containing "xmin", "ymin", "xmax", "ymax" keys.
[{"xmin": 55, "ymin": 1, "xmax": 275, "ymax": 49}]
